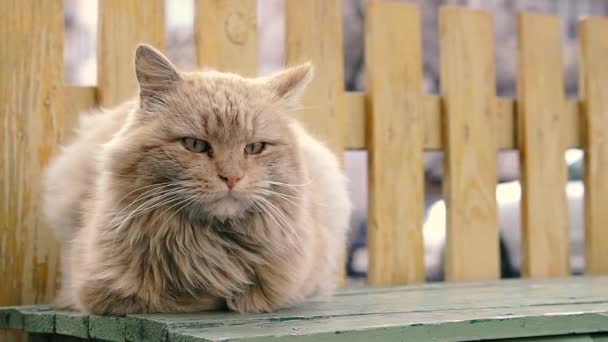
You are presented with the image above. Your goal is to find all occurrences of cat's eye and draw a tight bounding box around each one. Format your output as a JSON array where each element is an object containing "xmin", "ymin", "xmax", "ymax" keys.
[
  {"xmin": 182, "ymin": 137, "xmax": 211, "ymax": 154},
  {"xmin": 245, "ymin": 142, "xmax": 266, "ymax": 155}
]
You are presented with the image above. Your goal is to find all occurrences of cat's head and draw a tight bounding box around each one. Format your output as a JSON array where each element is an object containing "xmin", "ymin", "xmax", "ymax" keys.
[{"xmin": 104, "ymin": 44, "xmax": 313, "ymax": 221}]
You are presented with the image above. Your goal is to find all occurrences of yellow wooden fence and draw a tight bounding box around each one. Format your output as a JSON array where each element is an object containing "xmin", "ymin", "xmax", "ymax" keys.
[{"xmin": 2, "ymin": 0, "xmax": 608, "ymax": 312}]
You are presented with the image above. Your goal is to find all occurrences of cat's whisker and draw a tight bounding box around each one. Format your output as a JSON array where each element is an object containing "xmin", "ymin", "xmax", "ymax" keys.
[
  {"xmin": 111, "ymin": 183, "xmax": 175, "ymax": 212},
  {"xmin": 249, "ymin": 202, "xmax": 287, "ymax": 248},
  {"xmin": 114, "ymin": 181, "xmax": 190, "ymax": 208},
  {"xmin": 256, "ymin": 189, "xmax": 309, "ymax": 209},
  {"xmin": 251, "ymin": 199, "xmax": 287, "ymax": 237},
  {"xmin": 111, "ymin": 191, "xmax": 186, "ymax": 233},
  {"xmin": 110, "ymin": 192, "xmax": 192, "ymax": 247},
  {"xmin": 113, "ymin": 183, "xmax": 171, "ymax": 207},
  {"xmin": 109, "ymin": 193, "xmax": 180, "ymax": 243},
  {"xmin": 125, "ymin": 192, "xmax": 189, "ymax": 220},
  {"xmin": 264, "ymin": 182, "xmax": 327, "ymax": 206},
  {"xmin": 254, "ymin": 195, "xmax": 296, "ymax": 239},
  {"xmin": 257, "ymin": 198, "xmax": 302, "ymax": 246},
  {"xmin": 108, "ymin": 184, "xmax": 183, "ymax": 226},
  {"xmin": 258, "ymin": 188, "xmax": 307, "ymax": 202},
  {"xmin": 279, "ymin": 105, "xmax": 325, "ymax": 115},
  {"xmin": 267, "ymin": 180, "xmax": 312, "ymax": 188},
  {"xmin": 160, "ymin": 194, "xmax": 201, "ymax": 230},
  {"xmin": 147, "ymin": 193, "xmax": 199, "ymax": 230}
]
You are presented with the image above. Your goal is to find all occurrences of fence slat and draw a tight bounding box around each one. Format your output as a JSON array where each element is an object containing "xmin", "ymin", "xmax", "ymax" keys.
[
  {"xmin": 440, "ymin": 7, "xmax": 499, "ymax": 281},
  {"xmin": 365, "ymin": 1, "xmax": 425, "ymax": 285},
  {"xmin": 285, "ymin": 0, "xmax": 344, "ymax": 157},
  {"xmin": 194, "ymin": 0, "xmax": 257, "ymax": 76},
  {"xmin": 285, "ymin": 0, "xmax": 345, "ymax": 282},
  {"xmin": 0, "ymin": 0, "xmax": 63, "ymax": 314},
  {"xmin": 98, "ymin": 0, "xmax": 165, "ymax": 106},
  {"xmin": 344, "ymin": 92, "xmax": 366, "ymax": 150},
  {"xmin": 517, "ymin": 13, "xmax": 570, "ymax": 277},
  {"xmin": 580, "ymin": 18, "xmax": 608, "ymax": 275},
  {"xmin": 64, "ymin": 86, "xmax": 96, "ymax": 143}
]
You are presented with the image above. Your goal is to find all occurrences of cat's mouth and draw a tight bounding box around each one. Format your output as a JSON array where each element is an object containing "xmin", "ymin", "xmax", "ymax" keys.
[
  {"xmin": 220, "ymin": 192, "xmax": 240, "ymax": 202},
  {"xmin": 199, "ymin": 190, "xmax": 250, "ymax": 218},
  {"xmin": 210, "ymin": 200, "xmax": 244, "ymax": 218}
]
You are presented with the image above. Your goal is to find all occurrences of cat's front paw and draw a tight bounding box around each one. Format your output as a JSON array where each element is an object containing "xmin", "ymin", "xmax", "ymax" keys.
[{"xmin": 226, "ymin": 288, "xmax": 277, "ymax": 313}]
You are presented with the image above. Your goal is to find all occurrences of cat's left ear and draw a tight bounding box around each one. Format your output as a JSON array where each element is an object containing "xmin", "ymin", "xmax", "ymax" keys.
[
  {"xmin": 263, "ymin": 63, "xmax": 314, "ymax": 103},
  {"xmin": 134, "ymin": 44, "xmax": 181, "ymax": 107}
]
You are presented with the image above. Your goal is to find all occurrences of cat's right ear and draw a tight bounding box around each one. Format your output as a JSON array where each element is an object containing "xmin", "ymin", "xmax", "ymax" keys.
[
  {"xmin": 134, "ymin": 44, "xmax": 180, "ymax": 107},
  {"xmin": 263, "ymin": 63, "xmax": 314, "ymax": 104}
]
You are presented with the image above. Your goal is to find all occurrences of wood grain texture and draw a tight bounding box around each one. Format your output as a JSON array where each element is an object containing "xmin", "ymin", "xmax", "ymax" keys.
[
  {"xmin": 3, "ymin": 276, "xmax": 608, "ymax": 341},
  {"xmin": 344, "ymin": 92, "xmax": 366, "ymax": 150},
  {"xmin": 579, "ymin": 18, "xmax": 608, "ymax": 275},
  {"xmin": 439, "ymin": 6, "xmax": 499, "ymax": 281},
  {"xmin": 97, "ymin": 0, "xmax": 165, "ymax": 106},
  {"xmin": 0, "ymin": 0, "xmax": 63, "ymax": 308},
  {"xmin": 517, "ymin": 13, "xmax": 570, "ymax": 278},
  {"xmin": 63, "ymin": 86, "xmax": 96, "ymax": 144},
  {"xmin": 285, "ymin": 0, "xmax": 345, "ymax": 157},
  {"xmin": 285, "ymin": 0, "xmax": 346, "ymax": 283},
  {"xmin": 342, "ymin": 94, "xmax": 580, "ymax": 150},
  {"xmin": 194, "ymin": 0, "xmax": 257, "ymax": 76},
  {"xmin": 365, "ymin": 1, "xmax": 425, "ymax": 285}
]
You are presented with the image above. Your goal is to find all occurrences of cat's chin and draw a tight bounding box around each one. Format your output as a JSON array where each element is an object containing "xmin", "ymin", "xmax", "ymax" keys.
[{"xmin": 204, "ymin": 195, "xmax": 249, "ymax": 220}]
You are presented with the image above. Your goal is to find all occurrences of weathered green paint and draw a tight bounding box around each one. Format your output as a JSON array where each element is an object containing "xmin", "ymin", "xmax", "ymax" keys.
[
  {"xmin": 24, "ymin": 311, "xmax": 55, "ymax": 333},
  {"xmin": 89, "ymin": 315, "xmax": 125, "ymax": 341},
  {"xmin": 1, "ymin": 277, "xmax": 608, "ymax": 341},
  {"xmin": 125, "ymin": 316, "xmax": 144, "ymax": 341},
  {"xmin": 54, "ymin": 311, "xmax": 89, "ymax": 339},
  {"xmin": 167, "ymin": 307, "xmax": 608, "ymax": 341},
  {"xmin": 1, "ymin": 305, "xmax": 54, "ymax": 330}
]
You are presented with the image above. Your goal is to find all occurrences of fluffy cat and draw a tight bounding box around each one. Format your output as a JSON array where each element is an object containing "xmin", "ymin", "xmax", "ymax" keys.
[{"xmin": 43, "ymin": 44, "xmax": 351, "ymax": 315}]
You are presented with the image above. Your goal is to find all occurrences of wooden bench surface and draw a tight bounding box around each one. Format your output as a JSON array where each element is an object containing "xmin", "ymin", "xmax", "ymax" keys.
[{"xmin": 2, "ymin": 276, "xmax": 608, "ymax": 341}]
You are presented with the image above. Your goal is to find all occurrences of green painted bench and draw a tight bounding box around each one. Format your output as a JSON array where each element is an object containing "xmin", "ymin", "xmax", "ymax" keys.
[{"xmin": 2, "ymin": 276, "xmax": 608, "ymax": 341}]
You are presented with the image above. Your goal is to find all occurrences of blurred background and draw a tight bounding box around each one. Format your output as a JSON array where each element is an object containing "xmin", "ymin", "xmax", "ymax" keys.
[{"xmin": 63, "ymin": 0, "xmax": 605, "ymax": 282}]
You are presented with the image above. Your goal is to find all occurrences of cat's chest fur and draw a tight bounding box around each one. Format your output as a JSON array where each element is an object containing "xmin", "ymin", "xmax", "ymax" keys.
[{"xmin": 104, "ymin": 209, "xmax": 292, "ymax": 300}]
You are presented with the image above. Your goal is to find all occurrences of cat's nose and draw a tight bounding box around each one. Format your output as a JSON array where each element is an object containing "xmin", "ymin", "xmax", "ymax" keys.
[{"xmin": 218, "ymin": 174, "xmax": 242, "ymax": 189}]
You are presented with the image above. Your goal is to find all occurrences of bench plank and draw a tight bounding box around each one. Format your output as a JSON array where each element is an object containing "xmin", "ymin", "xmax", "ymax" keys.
[
  {"xmin": 54, "ymin": 311, "xmax": 89, "ymax": 339},
  {"xmin": 89, "ymin": 315, "xmax": 125, "ymax": 342},
  {"xmin": 168, "ymin": 304, "xmax": 608, "ymax": 341},
  {"xmin": 500, "ymin": 336, "xmax": 595, "ymax": 342},
  {"xmin": 1, "ymin": 277, "xmax": 607, "ymax": 341}
]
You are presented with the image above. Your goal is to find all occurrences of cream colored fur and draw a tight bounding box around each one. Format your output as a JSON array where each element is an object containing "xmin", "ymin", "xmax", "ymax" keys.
[{"xmin": 43, "ymin": 44, "xmax": 351, "ymax": 315}]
